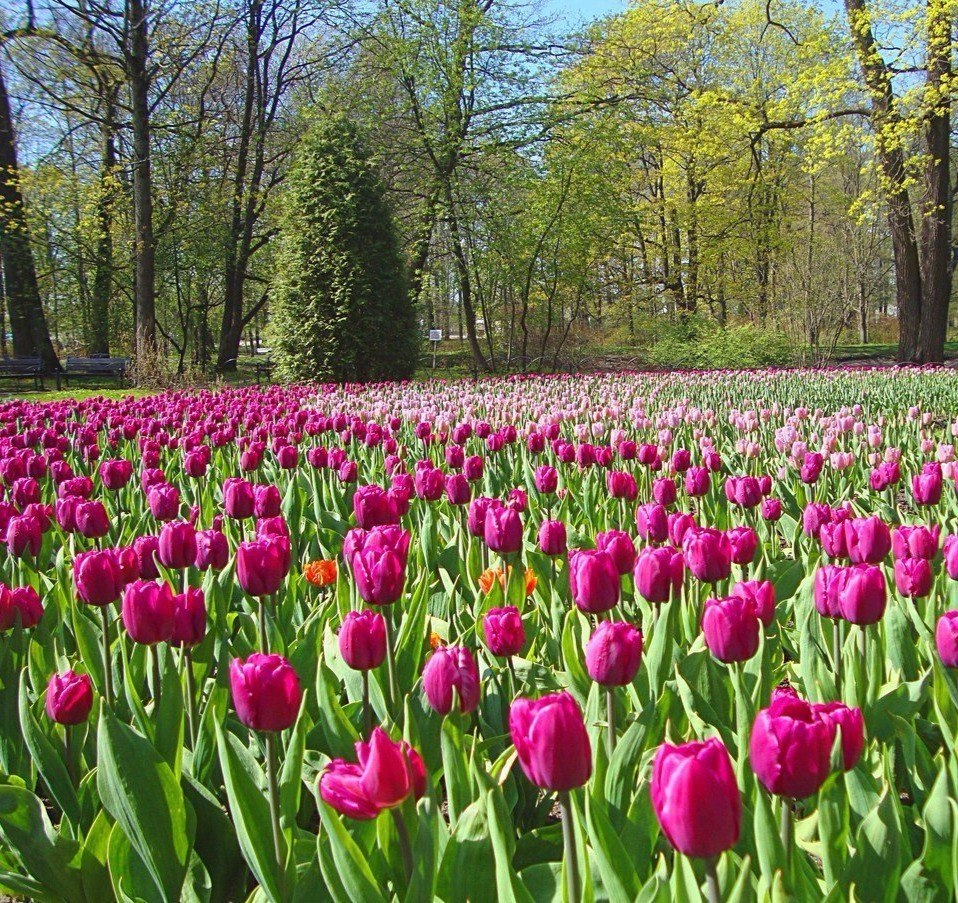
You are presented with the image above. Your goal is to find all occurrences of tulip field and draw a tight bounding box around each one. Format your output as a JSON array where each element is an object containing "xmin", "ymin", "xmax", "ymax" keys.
[{"xmin": 5, "ymin": 367, "xmax": 958, "ymax": 902}]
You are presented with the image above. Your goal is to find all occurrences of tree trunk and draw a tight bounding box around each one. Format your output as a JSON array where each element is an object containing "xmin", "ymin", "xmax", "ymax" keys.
[
  {"xmin": 844, "ymin": 0, "xmax": 924, "ymax": 362},
  {"xmin": 127, "ymin": 0, "xmax": 156, "ymax": 361},
  {"xmin": 916, "ymin": 2, "xmax": 952, "ymax": 363},
  {"xmin": 91, "ymin": 90, "xmax": 118, "ymax": 356},
  {"xmin": 0, "ymin": 62, "xmax": 60, "ymax": 371},
  {"xmin": 443, "ymin": 186, "xmax": 489, "ymax": 372},
  {"xmin": 217, "ymin": 0, "xmax": 261, "ymax": 373}
]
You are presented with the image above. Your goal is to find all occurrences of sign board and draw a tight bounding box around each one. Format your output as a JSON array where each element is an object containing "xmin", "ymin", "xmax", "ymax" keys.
[{"xmin": 429, "ymin": 329, "xmax": 443, "ymax": 342}]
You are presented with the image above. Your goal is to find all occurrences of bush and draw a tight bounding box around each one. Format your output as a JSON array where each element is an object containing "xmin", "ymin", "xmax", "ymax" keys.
[
  {"xmin": 647, "ymin": 318, "xmax": 793, "ymax": 370},
  {"xmin": 269, "ymin": 114, "xmax": 419, "ymax": 383}
]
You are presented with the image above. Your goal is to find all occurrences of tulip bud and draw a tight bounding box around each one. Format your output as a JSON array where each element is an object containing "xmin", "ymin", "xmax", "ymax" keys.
[
  {"xmin": 484, "ymin": 504, "xmax": 523, "ymax": 554},
  {"xmin": 445, "ymin": 473, "xmax": 471, "ymax": 506},
  {"xmin": 253, "ymin": 484, "xmax": 282, "ymax": 519},
  {"xmin": 812, "ymin": 702, "xmax": 864, "ymax": 771},
  {"xmin": 7, "ymin": 514, "xmax": 42, "ymax": 558},
  {"xmin": 703, "ymin": 595, "xmax": 760, "ymax": 663},
  {"xmin": 844, "ymin": 516, "xmax": 891, "ymax": 564},
  {"xmin": 158, "ymin": 520, "xmax": 197, "ymax": 570},
  {"xmin": 464, "ymin": 455, "xmax": 484, "ymax": 482},
  {"xmin": 195, "ymin": 527, "xmax": 229, "ymax": 570},
  {"xmin": 595, "ymin": 529, "xmax": 636, "ymax": 575},
  {"xmin": 607, "ymin": 470, "xmax": 638, "ymax": 501},
  {"xmin": 483, "ymin": 605, "xmax": 525, "ymax": 657},
  {"xmin": 75, "ymin": 500, "xmax": 110, "ymax": 539},
  {"xmin": 45, "ymin": 670, "xmax": 94, "ymax": 725},
  {"xmin": 534, "ymin": 465, "xmax": 558, "ymax": 494},
  {"xmin": 74, "ymin": 549, "xmax": 124, "ymax": 606},
  {"xmin": 236, "ymin": 536, "xmax": 290, "ymax": 597},
  {"xmin": 99, "ymin": 459, "xmax": 133, "ymax": 490},
  {"xmin": 912, "ymin": 463, "xmax": 943, "ymax": 506},
  {"xmin": 636, "ymin": 503, "xmax": 668, "ymax": 544},
  {"xmin": 761, "ymin": 497, "xmax": 783, "ymax": 521},
  {"xmin": 537, "ymin": 519, "xmax": 567, "ymax": 556},
  {"xmin": 338, "ymin": 609, "xmax": 387, "ymax": 671},
  {"xmin": 892, "ymin": 525, "xmax": 940, "ymax": 561},
  {"xmin": 147, "ymin": 484, "xmax": 180, "ymax": 521},
  {"xmin": 731, "ymin": 579, "xmax": 775, "ymax": 625},
  {"xmin": 569, "ymin": 549, "xmax": 620, "ymax": 613},
  {"xmin": 422, "ymin": 645, "xmax": 480, "ymax": 715},
  {"xmin": 684, "ymin": 466, "xmax": 710, "ymax": 497},
  {"xmin": 0, "ymin": 584, "xmax": 43, "ymax": 630},
  {"xmin": 634, "ymin": 546, "xmax": 683, "ymax": 604},
  {"xmin": 230, "ymin": 653, "xmax": 302, "ymax": 732},
  {"xmin": 651, "ymin": 738, "xmax": 741, "ymax": 859},
  {"xmin": 725, "ymin": 476, "xmax": 762, "ymax": 508},
  {"xmin": 838, "ymin": 563, "xmax": 887, "ymax": 623},
  {"xmin": 351, "ymin": 544, "xmax": 406, "ymax": 606},
  {"xmin": 222, "ymin": 477, "xmax": 255, "ymax": 519},
  {"xmin": 893, "ymin": 557, "xmax": 933, "ymax": 599},
  {"xmin": 122, "ymin": 579, "xmax": 175, "ymax": 645},
  {"xmin": 353, "ymin": 484, "xmax": 400, "ymax": 529},
  {"xmin": 682, "ymin": 527, "xmax": 732, "ymax": 583},
  {"xmin": 585, "ymin": 620, "xmax": 642, "ymax": 686},
  {"xmin": 936, "ymin": 611, "xmax": 958, "ymax": 667},
  {"xmin": 750, "ymin": 688, "xmax": 834, "ymax": 798},
  {"xmin": 726, "ymin": 526, "xmax": 758, "ymax": 565},
  {"xmin": 509, "ymin": 692, "xmax": 592, "ymax": 791},
  {"xmin": 652, "ymin": 476, "xmax": 677, "ymax": 507},
  {"xmin": 171, "ymin": 588, "xmax": 206, "ymax": 647}
]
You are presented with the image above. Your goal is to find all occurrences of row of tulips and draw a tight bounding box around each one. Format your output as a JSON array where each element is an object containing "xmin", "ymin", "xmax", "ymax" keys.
[{"xmin": 2, "ymin": 368, "xmax": 958, "ymax": 902}]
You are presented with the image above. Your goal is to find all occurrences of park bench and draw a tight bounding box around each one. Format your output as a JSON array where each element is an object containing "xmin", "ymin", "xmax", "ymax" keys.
[
  {"xmin": 56, "ymin": 356, "xmax": 129, "ymax": 389},
  {"xmin": 0, "ymin": 357, "xmax": 44, "ymax": 391}
]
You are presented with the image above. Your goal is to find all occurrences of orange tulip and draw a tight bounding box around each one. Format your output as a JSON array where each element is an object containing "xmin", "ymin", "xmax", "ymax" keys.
[
  {"xmin": 304, "ymin": 559, "xmax": 338, "ymax": 587},
  {"xmin": 478, "ymin": 566, "xmax": 536, "ymax": 597}
]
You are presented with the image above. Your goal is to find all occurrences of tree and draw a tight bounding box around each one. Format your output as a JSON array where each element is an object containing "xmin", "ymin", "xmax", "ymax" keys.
[
  {"xmin": 0, "ymin": 53, "xmax": 60, "ymax": 371},
  {"xmin": 215, "ymin": 0, "xmax": 327, "ymax": 373},
  {"xmin": 843, "ymin": 0, "xmax": 953, "ymax": 363},
  {"xmin": 270, "ymin": 114, "xmax": 419, "ymax": 382}
]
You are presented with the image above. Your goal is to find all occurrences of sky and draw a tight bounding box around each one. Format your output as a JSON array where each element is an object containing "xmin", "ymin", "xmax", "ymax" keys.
[
  {"xmin": 544, "ymin": 0, "xmax": 627, "ymax": 25},
  {"xmin": 544, "ymin": 0, "xmax": 843, "ymax": 26}
]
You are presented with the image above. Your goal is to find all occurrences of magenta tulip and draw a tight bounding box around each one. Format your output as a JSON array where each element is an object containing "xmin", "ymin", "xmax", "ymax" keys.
[
  {"xmin": 569, "ymin": 549, "xmax": 620, "ymax": 613},
  {"xmin": 509, "ymin": 691, "xmax": 592, "ymax": 791},
  {"xmin": 230, "ymin": 653, "xmax": 302, "ymax": 731},
  {"xmin": 422, "ymin": 645, "xmax": 480, "ymax": 714},
  {"xmin": 702, "ymin": 595, "xmax": 760, "ymax": 663},
  {"xmin": 45, "ymin": 670, "xmax": 94, "ymax": 725},
  {"xmin": 483, "ymin": 606, "xmax": 525, "ymax": 657},
  {"xmin": 585, "ymin": 620, "xmax": 642, "ymax": 686},
  {"xmin": 651, "ymin": 738, "xmax": 741, "ymax": 859},
  {"xmin": 338, "ymin": 609, "xmax": 387, "ymax": 671}
]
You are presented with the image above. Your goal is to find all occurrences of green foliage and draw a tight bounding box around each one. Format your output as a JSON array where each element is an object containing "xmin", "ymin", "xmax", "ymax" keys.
[
  {"xmin": 269, "ymin": 114, "xmax": 419, "ymax": 383},
  {"xmin": 647, "ymin": 318, "xmax": 794, "ymax": 370}
]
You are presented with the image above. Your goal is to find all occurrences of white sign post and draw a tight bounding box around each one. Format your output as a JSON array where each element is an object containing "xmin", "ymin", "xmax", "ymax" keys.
[{"xmin": 429, "ymin": 329, "xmax": 442, "ymax": 369}]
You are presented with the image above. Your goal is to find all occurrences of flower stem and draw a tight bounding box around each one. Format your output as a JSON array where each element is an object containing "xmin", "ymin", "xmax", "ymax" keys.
[
  {"xmin": 384, "ymin": 609, "xmax": 400, "ymax": 724},
  {"xmin": 100, "ymin": 606, "xmax": 112, "ymax": 708},
  {"xmin": 183, "ymin": 648, "xmax": 197, "ymax": 749},
  {"xmin": 780, "ymin": 797, "xmax": 793, "ymax": 879},
  {"xmin": 64, "ymin": 725, "xmax": 78, "ymax": 790},
  {"xmin": 832, "ymin": 620, "xmax": 842, "ymax": 698},
  {"xmin": 259, "ymin": 598, "xmax": 270, "ymax": 654},
  {"xmin": 150, "ymin": 644, "xmax": 162, "ymax": 706},
  {"xmin": 704, "ymin": 856, "xmax": 721, "ymax": 903},
  {"xmin": 859, "ymin": 626, "xmax": 868, "ymax": 706},
  {"xmin": 391, "ymin": 808, "xmax": 413, "ymax": 882},
  {"xmin": 265, "ymin": 732, "xmax": 286, "ymax": 897},
  {"xmin": 559, "ymin": 791, "xmax": 581, "ymax": 902},
  {"xmin": 606, "ymin": 688, "xmax": 616, "ymax": 756},
  {"xmin": 361, "ymin": 669, "xmax": 372, "ymax": 738}
]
